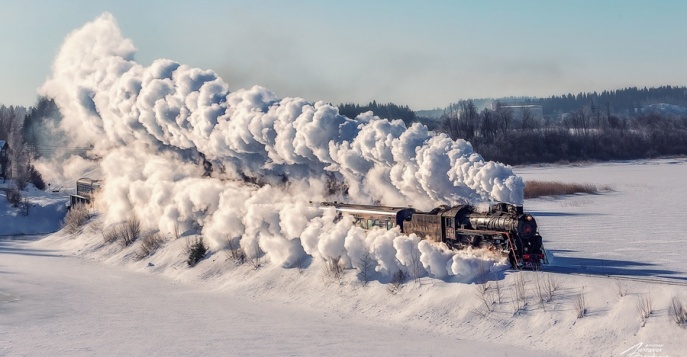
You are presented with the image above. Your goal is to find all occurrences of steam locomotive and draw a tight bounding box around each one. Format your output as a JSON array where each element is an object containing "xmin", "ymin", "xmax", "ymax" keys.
[{"xmin": 320, "ymin": 201, "xmax": 546, "ymax": 269}]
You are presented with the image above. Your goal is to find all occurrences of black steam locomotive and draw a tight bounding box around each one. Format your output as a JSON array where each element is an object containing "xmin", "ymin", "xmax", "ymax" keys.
[{"xmin": 320, "ymin": 201, "xmax": 546, "ymax": 269}]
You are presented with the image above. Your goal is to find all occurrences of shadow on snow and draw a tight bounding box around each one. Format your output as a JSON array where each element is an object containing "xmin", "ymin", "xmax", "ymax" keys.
[
  {"xmin": 543, "ymin": 249, "xmax": 687, "ymax": 281},
  {"xmin": 0, "ymin": 235, "xmax": 61, "ymax": 258}
]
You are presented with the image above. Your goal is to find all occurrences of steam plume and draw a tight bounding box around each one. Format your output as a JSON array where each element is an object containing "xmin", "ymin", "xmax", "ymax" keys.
[{"xmin": 38, "ymin": 13, "xmax": 520, "ymax": 279}]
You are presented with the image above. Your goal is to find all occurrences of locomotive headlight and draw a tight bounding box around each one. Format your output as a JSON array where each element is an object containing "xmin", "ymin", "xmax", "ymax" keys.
[{"xmin": 526, "ymin": 215, "xmax": 532, "ymax": 221}]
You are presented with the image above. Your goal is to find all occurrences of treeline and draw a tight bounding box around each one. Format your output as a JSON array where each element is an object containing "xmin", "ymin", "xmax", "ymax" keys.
[
  {"xmin": 526, "ymin": 85, "xmax": 687, "ymax": 116},
  {"xmin": 338, "ymin": 101, "xmax": 416, "ymax": 127},
  {"xmin": 440, "ymin": 100, "xmax": 687, "ymax": 165},
  {"xmin": 0, "ymin": 97, "xmax": 60, "ymax": 191}
]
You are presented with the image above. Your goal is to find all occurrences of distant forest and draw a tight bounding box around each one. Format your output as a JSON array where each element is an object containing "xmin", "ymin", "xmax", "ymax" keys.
[
  {"xmin": 527, "ymin": 85, "xmax": 687, "ymax": 116},
  {"xmin": 0, "ymin": 98, "xmax": 57, "ymax": 195},
  {"xmin": 338, "ymin": 101, "xmax": 417, "ymax": 127},
  {"xmin": 340, "ymin": 86, "xmax": 687, "ymax": 165}
]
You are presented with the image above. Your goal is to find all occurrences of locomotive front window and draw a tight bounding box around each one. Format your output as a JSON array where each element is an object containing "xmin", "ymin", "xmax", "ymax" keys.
[{"xmin": 446, "ymin": 218, "xmax": 454, "ymax": 228}]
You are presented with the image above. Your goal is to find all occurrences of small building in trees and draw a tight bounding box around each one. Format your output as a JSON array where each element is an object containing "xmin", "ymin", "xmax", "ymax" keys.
[{"xmin": 0, "ymin": 140, "xmax": 8, "ymax": 180}]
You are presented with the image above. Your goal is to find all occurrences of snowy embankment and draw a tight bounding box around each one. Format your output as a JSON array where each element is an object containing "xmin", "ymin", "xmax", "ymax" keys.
[
  {"xmin": 2, "ymin": 234, "xmax": 544, "ymax": 357},
  {"xmin": 0, "ymin": 183, "xmax": 68, "ymax": 236},
  {"xmin": 2, "ymin": 160, "xmax": 687, "ymax": 357}
]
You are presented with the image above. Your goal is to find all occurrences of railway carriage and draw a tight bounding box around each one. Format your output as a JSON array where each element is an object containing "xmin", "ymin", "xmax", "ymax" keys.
[{"xmin": 69, "ymin": 178, "xmax": 101, "ymax": 208}]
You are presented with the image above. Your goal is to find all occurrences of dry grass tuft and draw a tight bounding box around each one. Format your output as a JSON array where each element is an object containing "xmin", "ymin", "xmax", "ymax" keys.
[
  {"xmin": 101, "ymin": 214, "xmax": 142, "ymax": 248},
  {"xmin": 136, "ymin": 232, "xmax": 166, "ymax": 260},
  {"xmin": 524, "ymin": 180, "xmax": 607, "ymax": 199},
  {"xmin": 62, "ymin": 204, "xmax": 91, "ymax": 234},
  {"xmin": 574, "ymin": 292, "xmax": 587, "ymax": 318},
  {"xmin": 669, "ymin": 296, "xmax": 687, "ymax": 327}
]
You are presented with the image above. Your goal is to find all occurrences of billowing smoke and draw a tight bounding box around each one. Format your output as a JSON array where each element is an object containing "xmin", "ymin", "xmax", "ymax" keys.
[{"xmin": 38, "ymin": 13, "xmax": 519, "ymax": 280}]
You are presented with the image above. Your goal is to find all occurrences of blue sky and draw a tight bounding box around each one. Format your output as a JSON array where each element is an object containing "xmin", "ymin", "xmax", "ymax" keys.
[{"xmin": 1, "ymin": 0, "xmax": 685, "ymax": 110}]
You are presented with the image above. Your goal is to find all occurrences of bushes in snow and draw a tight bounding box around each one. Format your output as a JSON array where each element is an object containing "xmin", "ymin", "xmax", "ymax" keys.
[
  {"xmin": 5, "ymin": 187, "xmax": 21, "ymax": 207},
  {"xmin": 62, "ymin": 203, "xmax": 91, "ymax": 234},
  {"xmin": 574, "ymin": 292, "xmax": 587, "ymax": 319},
  {"xmin": 323, "ymin": 256, "xmax": 345, "ymax": 284},
  {"xmin": 102, "ymin": 214, "xmax": 142, "ymax": 247},
  {"xmin": 636, "ymin": 294, "xmax": 653, "ymax": 327},
  {"xmin": 246, "ymin": 241, "xmax": 263, "ymax": 270},
  {"xmin": 533, "ymin": 272, "xmax": 560, "ymax": 310},
  {"xmin": 136, "ymin": 232, "xmax": 165, "ymax": 260},
  {"xmin": 387, "ymin": 269, "xmax": 407, "ymax": 294},
  {"xmin": 29, "ymin": 165, "xmax": 46, "ymax": 191},
  {"xmin": 186, "ymin": 237, "xmax": 207, "ymax": 267},
  {"xmin": 668, "ymin": 296, "xmax": 687, "ymax": 327},
  {"xmin": 226, "ymin": 238, "xmax": 246, "ymax": 265}
]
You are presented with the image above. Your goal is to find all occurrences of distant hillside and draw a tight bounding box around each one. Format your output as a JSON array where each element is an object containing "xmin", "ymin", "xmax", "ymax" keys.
[
  {"xmin": 415, "ymin": 108, "xmax": 444, "ymax": 119},
  {"xmin": 528, "ymin": 85, "xmax": 687, "ymax": 117},
  {"xmin": 412, "ymin": 85, "xmax": 687, "ymax": 120}
]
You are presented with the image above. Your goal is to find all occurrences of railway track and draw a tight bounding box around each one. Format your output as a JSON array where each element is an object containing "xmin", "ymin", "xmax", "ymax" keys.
[{"xmin": 541, "ymin": 265, "xmax": 687, "ymax": 287}]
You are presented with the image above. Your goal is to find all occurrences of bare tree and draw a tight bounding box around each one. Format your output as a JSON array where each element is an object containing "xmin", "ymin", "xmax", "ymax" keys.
[
  {"xmin": 479, "ymin": 108, "xmax": 498, "ymax": 141},
  {"xmin": 492, "ymin": 273, "xmax": 503, "ymax": 304},
  {"xmin": 356, "ymin": 251, "xmax": 374, "ymax": 285},
  {"xmin": 473, "ymin": 283, "xmax": 495, "ymax": 316},
  {"xmin": 441, "ymin": 111, "xmax": 460, "ymax": 140},
  {"xmin": 458, "ymin": 100, "xmax": 479, "ymax": 140},
  {"xmin": 494, "ymin": 101, "xmax": 514, "ymax": 136},
  {"xmin": 441, "ymin": 100, "xmax": 479, "ymax": 140},
  {"xmin": 521, "ymin": 108, "xmax": 537, "ymax": 131},
  {"xmin": 409, "ymin": 248, "xmax": 423, "ymax": 284},
  {"xmin": 511, "ymin": 273, "xmax": 527, "ymax": 315},
  {"xmin": 6, "ymin": 108, "xmax": 30, "ymax": 189},
  {"xmin": 22, "ymin": 197, "xmax": 29, "ymax": 216}
]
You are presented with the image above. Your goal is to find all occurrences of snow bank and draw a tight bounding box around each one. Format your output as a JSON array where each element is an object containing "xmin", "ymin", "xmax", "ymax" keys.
[{"xmin": 0, "ymin": 184, "xmax": 68, "ymax": 235}]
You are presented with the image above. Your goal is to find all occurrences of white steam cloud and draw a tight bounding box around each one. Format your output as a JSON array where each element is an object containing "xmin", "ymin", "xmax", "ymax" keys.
[{"xmin": 39, "ymin": 13, "xmax": 520, "ymax": 281}]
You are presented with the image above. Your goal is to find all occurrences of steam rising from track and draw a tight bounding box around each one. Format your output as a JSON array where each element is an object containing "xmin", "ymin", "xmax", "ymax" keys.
[{"xmin": 38, "ymin": 13, "xmax": 521, "ymax": 280}]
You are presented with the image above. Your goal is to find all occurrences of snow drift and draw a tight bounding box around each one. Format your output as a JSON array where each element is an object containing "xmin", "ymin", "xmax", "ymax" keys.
[{"xmin": 36, "ymin": 13, "xmax": 523, "ymax": 279}]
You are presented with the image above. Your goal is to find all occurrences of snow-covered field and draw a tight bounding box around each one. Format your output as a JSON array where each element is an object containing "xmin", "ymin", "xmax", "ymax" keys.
[
  {"xmin": 517, "ymin": 158, "xmax": 687, "ymax": 280},
  {"xmin": 2, "ymin": 159, "xmax": 686, "ymax": 357}
]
